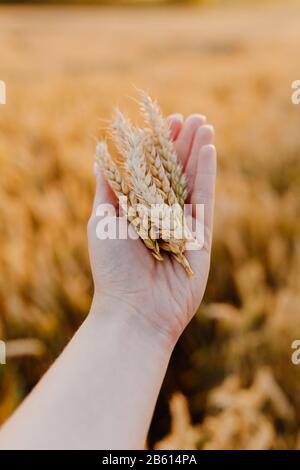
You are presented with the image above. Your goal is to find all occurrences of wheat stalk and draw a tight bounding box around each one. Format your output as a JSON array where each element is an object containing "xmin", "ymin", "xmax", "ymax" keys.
[{"xmin": 95, "ymin": 91, "xmax": 200, "ymax": 277}]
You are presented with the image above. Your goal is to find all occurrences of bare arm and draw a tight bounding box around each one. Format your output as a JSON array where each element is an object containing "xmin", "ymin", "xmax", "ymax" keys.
[
  {"xmin": 0, "ymin": 114, "xmax": 216, "ymax": 449},
  {"xmin": 0, "ymin": 299, "xmax": 173, "ymax": 449}
]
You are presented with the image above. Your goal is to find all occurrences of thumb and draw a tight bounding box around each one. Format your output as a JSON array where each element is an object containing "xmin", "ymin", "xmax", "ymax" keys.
[{"xmin": 91, "ymin": 161, "xmax": 118, "ymax": 217}]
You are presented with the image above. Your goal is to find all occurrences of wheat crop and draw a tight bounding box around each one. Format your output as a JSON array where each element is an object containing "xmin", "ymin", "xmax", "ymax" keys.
[{"xmin": 96, "ymin": 92, "xmax": 200, "ymax": 276}]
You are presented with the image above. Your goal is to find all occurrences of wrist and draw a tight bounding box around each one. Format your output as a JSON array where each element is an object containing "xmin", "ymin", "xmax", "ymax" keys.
[
  {"xmin": 87, "ymin": 294, "xmax": 176, "ymax": 356},
  {"xmin": 78, "ymin": 294, "xmax": 175, "ymax": 448}
]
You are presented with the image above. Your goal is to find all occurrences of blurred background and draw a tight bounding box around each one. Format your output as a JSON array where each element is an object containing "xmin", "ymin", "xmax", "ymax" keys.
[{"xmin": 0, "ymin": 0, "xmax": 300, "ymax": 450}]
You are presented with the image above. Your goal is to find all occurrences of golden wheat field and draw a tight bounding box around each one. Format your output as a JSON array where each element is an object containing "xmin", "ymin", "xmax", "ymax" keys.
[{"xmin": 0, "ymin": 2, "xmax": 300, "ymax": 449}]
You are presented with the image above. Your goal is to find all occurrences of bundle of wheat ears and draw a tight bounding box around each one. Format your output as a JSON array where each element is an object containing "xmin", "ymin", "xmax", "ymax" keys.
[{"xmin": 96, "ymin": 91, "xmax": 201, "ymax": 277}]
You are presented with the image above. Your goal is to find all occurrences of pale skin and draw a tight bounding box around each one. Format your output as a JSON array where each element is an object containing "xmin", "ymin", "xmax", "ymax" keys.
[{"xmin": 0, "ymin": 114, "xmax": 216, "ymax": 449}]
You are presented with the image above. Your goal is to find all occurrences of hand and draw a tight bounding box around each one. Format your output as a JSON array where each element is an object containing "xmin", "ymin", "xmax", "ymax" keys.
[{"xmin": 88, "ymin": 114, "xmax": 216, "ymax": 346}]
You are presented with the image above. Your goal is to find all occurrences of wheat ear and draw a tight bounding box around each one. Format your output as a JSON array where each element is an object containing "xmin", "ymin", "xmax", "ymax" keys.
[
  {"xmin": 117, "ymin": 127, "xmax": 195, "ymax": 276},
  {"xmin": 111, "ymin": 113, "xmax": 166, "ymax": 257},
  {"xmin": 96, "ymin": 92, "xmax": 200, "ymax": 277},
  {"xmin": 143, "ymin": 130, "xmax": 179, "ymax": 206},
  {"xmin": 112, "ymin": 104, "xmax": 196, "ymax": 275},
  {"xmin": 95, "ymin": 141, "xmax": 163, "ymax": 260},
  {"xmin": 110, "ymin": 108, "xmax": 134, "ymax": 157},
  {"xmin": 139, "ymin": 91, "xmax": 188, "ymax": 207},
  {"xmin": 95, "ymin": 141, "xmax": 130, "ymax": 196}
]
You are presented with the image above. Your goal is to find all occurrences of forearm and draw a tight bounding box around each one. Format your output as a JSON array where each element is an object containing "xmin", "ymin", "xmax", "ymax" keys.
[{"xmin": 0, "ymin": 298, "xmax": 174, "ymax": 450}]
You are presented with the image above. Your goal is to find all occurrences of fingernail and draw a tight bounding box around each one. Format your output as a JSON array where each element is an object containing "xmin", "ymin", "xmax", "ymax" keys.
[
  {"xmin": 202, "ymin": 144, "xmax": 216, "ymax": 155},
  {"xmin": 199, "ymin": 124, "xmax": 214, "ymax": 134},
  {"xmin": 189, "ymin": 113, "xmax": 207, "ymax": 122},
  {"xmin": 168, "ymin": 113, "xmax": 184, "ymax": 122}
]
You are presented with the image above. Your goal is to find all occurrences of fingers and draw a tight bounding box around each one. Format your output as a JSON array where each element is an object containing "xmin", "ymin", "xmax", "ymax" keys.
[
  {"xmin": 185, "ymin": 124, "xmax": 214, "ymax": 192},
  {"xmin": 191, "ymin": 144, "xmax": 217, "ymax": 252},
  {"xmin": 91, "ymin": 162, "xmax": 118, "ymax": 217},
  {"xmin": 166, "ymin": 113, "xmax": 183, "ymax": 141},
  {"xmin": 174, "ymin": 114, "xmax": 206, "ymax": 167}
]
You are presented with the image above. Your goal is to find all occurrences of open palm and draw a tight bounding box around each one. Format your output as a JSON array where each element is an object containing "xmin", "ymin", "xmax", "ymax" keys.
[{"xmin": 88, "ymin": 113, "xmax": 216, "ymax": 342}]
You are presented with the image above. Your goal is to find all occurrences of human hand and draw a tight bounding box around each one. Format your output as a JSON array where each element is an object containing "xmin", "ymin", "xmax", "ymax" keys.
[{"xmin": 88, "ymin": 114, "xmax": 216, "ymax": 346}]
